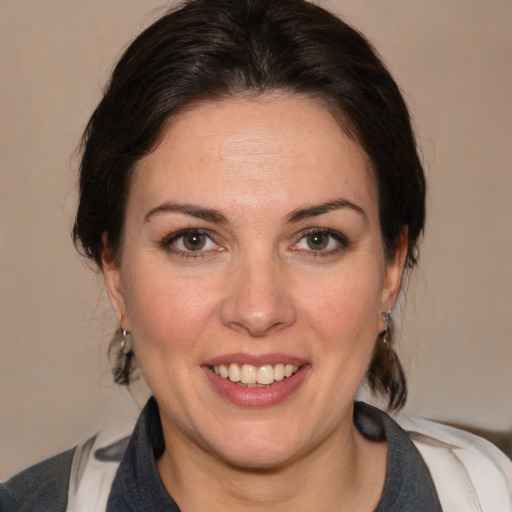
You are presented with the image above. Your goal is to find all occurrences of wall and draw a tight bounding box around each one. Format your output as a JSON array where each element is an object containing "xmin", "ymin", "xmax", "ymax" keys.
[{"xmin": 1, "ymin": 0, "xmax": 510, "ymax": 479}]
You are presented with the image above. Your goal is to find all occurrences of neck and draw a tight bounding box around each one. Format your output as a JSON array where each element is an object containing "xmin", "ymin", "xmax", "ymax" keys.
[{"xmin": 156, "ymin": 414, "xmax": 386, "ymax": 512}]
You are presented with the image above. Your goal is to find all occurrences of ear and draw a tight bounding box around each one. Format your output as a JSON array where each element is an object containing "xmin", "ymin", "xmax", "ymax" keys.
[
  {"xmin": 101, "ymin": 233, "xmax": 129, "ymax": 330},
  {"xmin": 379, "ymin": 228, "xmax": 408, "ymax": 326}
]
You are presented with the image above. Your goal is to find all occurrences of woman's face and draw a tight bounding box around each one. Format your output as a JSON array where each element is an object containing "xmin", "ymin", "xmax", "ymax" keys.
[{"xmin": 104, "ymin": 95, "xmax": 406, "ymax": 469}]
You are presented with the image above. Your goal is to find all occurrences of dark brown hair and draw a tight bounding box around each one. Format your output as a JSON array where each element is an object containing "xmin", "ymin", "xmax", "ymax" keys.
[{"xmin": 73, "ymin": 0, "xmax": 425, "ymax": 410}]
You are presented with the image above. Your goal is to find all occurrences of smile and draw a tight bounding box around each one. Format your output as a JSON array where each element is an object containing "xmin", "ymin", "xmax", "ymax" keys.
[{"xmin": 211, "ymin": 363, "xmax": 300, "ymax": 387}]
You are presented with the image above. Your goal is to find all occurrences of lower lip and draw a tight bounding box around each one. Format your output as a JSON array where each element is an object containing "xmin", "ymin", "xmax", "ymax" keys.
[{"xmin": 203, "ymin": 365, "xmax": 311, "ymax": 408}]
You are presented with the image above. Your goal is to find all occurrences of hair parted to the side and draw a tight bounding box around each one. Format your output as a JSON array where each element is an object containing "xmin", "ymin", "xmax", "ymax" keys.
[{"xmin": 73, "ymin": 0, "xmax": 426, "ymax": 411}]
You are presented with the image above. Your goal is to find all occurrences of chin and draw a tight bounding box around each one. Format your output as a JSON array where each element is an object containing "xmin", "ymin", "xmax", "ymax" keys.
[
  {"xmin": 204, "ymin": 421, "xmax": 305, "ymax": 470},
  {"xmin": 217, "ymin": 444, "xmax": 298, "ymax": 471}
]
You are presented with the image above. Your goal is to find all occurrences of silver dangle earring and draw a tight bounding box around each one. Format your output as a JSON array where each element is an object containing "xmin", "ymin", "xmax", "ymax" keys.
[
  {"xmin": 380, "ymin": 310, "xmax": 392, "ymax": 345},
  {"xmin": 120, "ymin": 329, "xmax": 133, "ymax": 355},
  {"xmin": 113, "ymin": 328, "xmax": 135, "ymax": 386}
]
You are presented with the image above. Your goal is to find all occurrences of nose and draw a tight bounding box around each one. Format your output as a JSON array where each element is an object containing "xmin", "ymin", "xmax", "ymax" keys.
[{"xmin": 220, "ymin": 256, "xmax": 297, "ymax": 337}]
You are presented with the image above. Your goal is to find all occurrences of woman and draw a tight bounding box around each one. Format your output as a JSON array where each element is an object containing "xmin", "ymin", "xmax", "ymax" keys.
[{"xmin": 1, "ymin": 0, "xmax": 510, "ymax": 510}]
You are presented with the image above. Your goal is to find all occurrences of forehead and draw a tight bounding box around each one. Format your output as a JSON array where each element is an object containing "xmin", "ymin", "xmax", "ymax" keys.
[{"xmin": 131, "ymin": 94, "xmax": 378, "ymax": 221}]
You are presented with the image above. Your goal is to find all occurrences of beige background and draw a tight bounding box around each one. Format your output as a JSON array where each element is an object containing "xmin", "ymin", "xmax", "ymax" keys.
[{"xmin": 1, "ymin": 0, "xmax": 511, "ymax": 480}]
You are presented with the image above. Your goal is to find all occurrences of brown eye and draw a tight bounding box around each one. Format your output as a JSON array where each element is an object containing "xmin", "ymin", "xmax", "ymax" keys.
[
  {"xmin": 165, "ymin": 229, "xmax": 219, "ymax": 255},
  {"xmin": 306, "ymin": 232, "xmax": 329, "ymax": 250},
  {"xmin": 292, "ymin": 229, "xmax": 349, "ymax": 255},
  {"xmin": 183, "ymin": 233, "xmax": 207, "ymax": 251}
]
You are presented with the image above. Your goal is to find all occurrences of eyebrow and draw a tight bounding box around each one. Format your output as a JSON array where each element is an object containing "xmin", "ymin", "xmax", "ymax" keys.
[
  {"xmin": 144, "ymin": 202, "xmax": 228, "ymax": 224},
  {"xmin": 144, "ymin": 197, "xmax": 367, "ymax": 225},
  {"xmin": 285, "ymin": 198, "xmax": 368, "ymax": 224}
]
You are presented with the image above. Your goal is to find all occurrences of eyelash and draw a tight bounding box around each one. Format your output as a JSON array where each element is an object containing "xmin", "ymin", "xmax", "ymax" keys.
[
  {"xmin": 160, "ymin": 228, "xmax": 221, "ymax": 259},
  {"xmin": 160, "ymin": 227, "xmax": 350, "ymax": 259},
  {"xmin": 292, "ymin": 228, "xmax": 350, "ymax": 258}
]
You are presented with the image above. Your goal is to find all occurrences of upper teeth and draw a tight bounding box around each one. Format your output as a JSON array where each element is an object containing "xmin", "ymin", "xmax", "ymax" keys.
[{"xmin": 213, "ymin": 363, "xmax": 300, "ymax": 386}]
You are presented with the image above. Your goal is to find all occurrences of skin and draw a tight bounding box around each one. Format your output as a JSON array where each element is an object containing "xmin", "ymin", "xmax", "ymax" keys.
[{"xmin": 103, "ymin": 94, "xmax": 407, "ymax": 511}]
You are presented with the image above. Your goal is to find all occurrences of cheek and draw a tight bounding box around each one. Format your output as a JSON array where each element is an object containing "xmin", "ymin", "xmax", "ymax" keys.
[
  {"xmin": 297, "ymin": 265, "xmax": 383, "ymax": 346},
  {"xmin": 123, "ymin": 264, "xmax": 222, "ymax": 354}
]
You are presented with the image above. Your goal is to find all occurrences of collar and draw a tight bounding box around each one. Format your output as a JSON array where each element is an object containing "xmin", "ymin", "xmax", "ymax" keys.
[{"xmin": 106, "ymin": 397, "xmax": 441, "ymax": 511}]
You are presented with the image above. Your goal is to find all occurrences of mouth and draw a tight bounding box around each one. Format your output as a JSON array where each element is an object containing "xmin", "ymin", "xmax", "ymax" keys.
[
  {"xmin": 203, "ymin": 357, "xmax": 310, "ymax": 407},
  {"xmin": 209, "ymin": 363, "xmax": 301, "ymax": 387}
]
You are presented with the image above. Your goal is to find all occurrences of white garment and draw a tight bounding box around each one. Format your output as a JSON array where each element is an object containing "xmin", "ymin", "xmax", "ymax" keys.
[
  {"xmin": 67, "ymin": 415, "xmax": 512, "ymax": 512},
  {"xmin": 67, "ymin": 421, "xmax": 134, "ymax": 512},
  {"xmin": 397, "ymin": 415, "xmax": 512, "ymax": 511}
]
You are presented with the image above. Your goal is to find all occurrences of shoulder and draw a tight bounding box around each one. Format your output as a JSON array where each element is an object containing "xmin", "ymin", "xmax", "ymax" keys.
[
  {"xmin": 0, "ymin": 419, "xmax": 134, "ymax": 512},
  {"xmin": 0, "ymin": 449, "xmax": 75, "ymax": 512},
  {"xmin": 66, "ymin": 420, "xmax": 133, "ymax": 511},
  {"xmin": 397, "ymin": 414, "xmax": 512, "ymax": 511}
]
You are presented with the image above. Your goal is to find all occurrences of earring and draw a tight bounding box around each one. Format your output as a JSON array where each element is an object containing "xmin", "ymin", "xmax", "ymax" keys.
[
  {"xmin": 120, "ymin": 329, "xmax": 133, "ymax": 355},
  {"xmin": 380, "ymin": 310, "xmax": 392, "ymax": 345},
  {"xmin": 112, "ymin": 328, "xmax": 135, "ymax": 386},
  {"xmin": 369, "ymin": 310, "xmax": 407, "ymax": 410}
]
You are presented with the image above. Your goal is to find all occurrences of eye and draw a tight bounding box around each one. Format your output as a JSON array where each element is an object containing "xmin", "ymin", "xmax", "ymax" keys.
[
  {"xmin": 163, "ymin": 229, "xmax": 221, "ymax": 256},
  {"xmin": 304, "ymin": 231, "xmax": 330, "ymax": 251},
  {"xmin": 292, "ymin": 229, "xmax": 348, "ymax": 254},
  {"xmin": 178, "ymin": 232, "xmax": 210, "ymax": 251}
]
